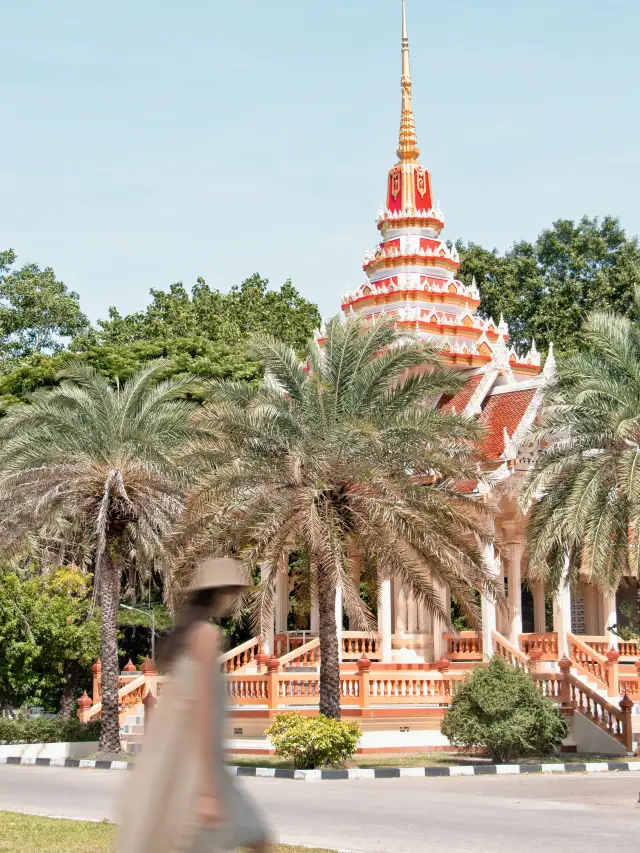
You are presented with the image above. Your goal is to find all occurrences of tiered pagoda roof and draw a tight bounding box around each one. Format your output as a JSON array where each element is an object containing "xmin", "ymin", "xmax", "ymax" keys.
[{"xmin": 335, "ymin": 0, "xmax": 551, "ymax": 476}]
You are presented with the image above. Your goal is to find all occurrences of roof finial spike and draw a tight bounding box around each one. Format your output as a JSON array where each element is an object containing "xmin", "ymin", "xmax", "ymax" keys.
[{"xmin": 397, "ymin": 0, "xmax": 420, "ymax": 162}]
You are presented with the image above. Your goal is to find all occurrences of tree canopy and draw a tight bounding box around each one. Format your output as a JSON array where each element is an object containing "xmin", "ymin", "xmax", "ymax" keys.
[
  {"xmin": 0, "ymin": 250, "xmax": 88, "ymax": 361},
  {"xmin": 458, "ymin": 216, "xmax": 640, "ymax": 355}
]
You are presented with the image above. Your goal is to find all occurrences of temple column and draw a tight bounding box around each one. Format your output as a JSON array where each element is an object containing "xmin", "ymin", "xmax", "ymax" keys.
[
  {"xmin": 533, "ymin": 583, "xmax": 546, "ymax": 633},
  {"xmin": 377, "ymin": 578, "xmax": 393, "ymax": 663},
  {"xmin": 335, "ymin": 585, "xmax": 343, "ymax": 663},
  {"xmin": 260, "ymin": 563, "xmax": 275, "ymax": 658},
  {"xmin": 603, "ymin": 591, "xmax": 618, "ymax": 647},
  {"xmin": 274, "ymin": 557, "xmax": 289, "ymax": 635},
  {"xmin": 504, "ymin": 531, "xmax": 524, "ymax": 646},
  {"xmin": 481, "ymin": 538, "xmax": 499, "ymax": 657},
  {"xmin": 553, "ymin": 556, "xmax": 572, "ymax": 656},
  {"xmin": 432, "ymin": 584, "xmax": 449, "ymax": 661}
]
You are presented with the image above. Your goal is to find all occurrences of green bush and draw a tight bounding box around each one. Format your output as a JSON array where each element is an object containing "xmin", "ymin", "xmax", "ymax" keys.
[
  {"xmin": 0, "ymin": 716, "xmax": 100, "ymax": 745},
  {"xmin": 266, "ymin": 712, "xmax": 361, "ymax": 769},
  {"xmin": 441, "ymin": 656, "xmax": 569, "ymax": 763}
]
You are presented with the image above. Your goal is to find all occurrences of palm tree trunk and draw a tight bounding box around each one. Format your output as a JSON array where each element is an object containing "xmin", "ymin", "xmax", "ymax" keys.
[
  {"xmin": 59, "ymin": 659, "xmax": 79, "ymax": 720},
  {"xmin": 98, "ymin": 544, "xmax": 121, "ymax": 753},
  {"xmin": 317, "ymin": 562, "xmax": 341, "ymax": 719}
]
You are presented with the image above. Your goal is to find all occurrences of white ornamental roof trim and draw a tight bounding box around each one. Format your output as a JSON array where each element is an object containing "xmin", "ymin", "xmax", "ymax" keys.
[{"xmin": 342, "ymin": 275, "xmax": 480, "ymax": 305}]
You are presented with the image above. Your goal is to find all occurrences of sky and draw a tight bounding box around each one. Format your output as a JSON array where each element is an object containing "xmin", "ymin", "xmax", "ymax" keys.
[{"xmin": 2, "ymin": 0, "xmax": 639, "ymax": 325}]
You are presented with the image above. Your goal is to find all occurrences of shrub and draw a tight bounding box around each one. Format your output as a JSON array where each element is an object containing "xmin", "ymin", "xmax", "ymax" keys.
[
  {"xmin": 266, "ymin": 712, "xmax": 361, "ymax": 769},
  {"xmin": 441, "ymin": 656, "xmax": 569, "ymax": 763},
  {"xmin": 0, "ymin": 716, "xmax": 101, "ymax": 745}
]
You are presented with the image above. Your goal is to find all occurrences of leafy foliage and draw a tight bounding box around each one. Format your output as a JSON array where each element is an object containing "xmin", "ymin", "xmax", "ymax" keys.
[
  {"xmin": 0, "ymin": 250, "xmax": 88, "ymax": 361},
  {"xmin": 0, "ymin": 567, "xmax": 100, "ymax": 712},
  {"xmin": 458, "ymin": 216, "xmax": 640, "ymax": 355},
  {"xmin": 441, "ymin": 657, "xmax": 569, "ymax": 763},
  {"xmin": 0, "ymin": 715, "xmax": 100, "ymax": 745},
  {"xmin": 522, "ymin": 289, "xmax": 640, "ymax": 596},
  {"xmin": 266, "ymin": 712, "xmax": 361, "ymax": 769},
  {"xmin": 0, "ymin": 360, "xmax": 203, "ymax": 750},
  {"xmin": 176, "ymin": 315, "xmax": 501, "ymax": 718}
]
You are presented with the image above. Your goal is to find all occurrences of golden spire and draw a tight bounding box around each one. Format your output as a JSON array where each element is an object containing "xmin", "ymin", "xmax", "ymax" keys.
[{"xmin": 397, "ymin": 0, "xmax": 420, "ymax": 162}]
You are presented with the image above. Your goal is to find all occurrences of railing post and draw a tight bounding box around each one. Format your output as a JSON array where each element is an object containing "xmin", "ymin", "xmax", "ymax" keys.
[
  {"xmin": 77, "ymin": 691, "xmax": 91, "ymax": 723},
  {"xmin": 357, "ymin": 654, "xmax": 372, "ymax": 710},
  {"xmin": 142, "ymin": 692, "xmax": 157, "ymax": 731},
  {"xmin": 558, "ymin": 655, "xmax": 573, "ymax": 712},
  {"xmin": 141, "ymin": 657, "xmax": 158, "ymax": 698},
  {"xmin": 619, "ymin": 694, "xmax": 634, "ymax": 753},
  {"xmin": 528, "ymin": 648, "xmax": 542, "ymax": 674},
  {"xmin": 91, "ymin": 659, "xmax": 102, "ymax": 704},
  {"xmin": 266, "ymin": 656, "xmax": 280, "ymax": 712},
  {"xmin": 605, "ymin": 647, "xmax": 620, "ymax": 697}
]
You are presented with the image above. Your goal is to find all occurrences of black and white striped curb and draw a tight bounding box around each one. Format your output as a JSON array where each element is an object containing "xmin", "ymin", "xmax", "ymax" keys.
[
  {"xmin": 227, "ymin": 761, "xmax": 640, "ymax": 780},
  {"xmin": 2, "ymin": 755, "xmax": 640, "ymax": 778}
]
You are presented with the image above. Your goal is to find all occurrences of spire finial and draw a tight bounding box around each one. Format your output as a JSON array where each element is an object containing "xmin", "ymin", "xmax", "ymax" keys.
[{"xmin": 397, "ymin": 0, "xmax": 420, "ymax": 162}]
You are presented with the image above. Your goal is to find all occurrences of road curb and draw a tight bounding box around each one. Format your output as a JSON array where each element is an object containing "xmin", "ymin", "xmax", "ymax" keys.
[{"xmin": 2, "ymin": 755, "xmax": 640, "ymax": 778}]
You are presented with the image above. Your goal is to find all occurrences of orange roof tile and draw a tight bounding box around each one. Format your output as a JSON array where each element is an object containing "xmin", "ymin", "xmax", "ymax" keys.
[
  {"xmin": 478, "ymin": 388, "xmax": 536, "ymax": 460},
  {"xmin": 439, "ymin": 373, "xmax": 484, "ymax": 414}
]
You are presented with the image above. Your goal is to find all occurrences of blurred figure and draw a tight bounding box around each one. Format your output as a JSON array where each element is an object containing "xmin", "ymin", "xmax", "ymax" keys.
[{"xmin": 118, "ymin": 558, "xmax": 270, "ymax": 853}]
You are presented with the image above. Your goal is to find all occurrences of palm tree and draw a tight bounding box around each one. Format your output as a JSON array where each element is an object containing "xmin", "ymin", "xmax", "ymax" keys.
[
  {"xmin": 0, "ymin": 361, "xmax": 200, "ymax": 752},
  {"xmin": 522, "ymin": 291, "xmax": 640, "ymax": 612},
  {"xmin": 177, "ymin": 316, "xmax": 499, "ymax": 718}
]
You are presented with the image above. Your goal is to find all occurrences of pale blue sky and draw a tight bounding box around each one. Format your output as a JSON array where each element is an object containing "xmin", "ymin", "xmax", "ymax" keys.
[{"xmin": 2, "ymin": 0, "xmax": 639, "ymax": 323}]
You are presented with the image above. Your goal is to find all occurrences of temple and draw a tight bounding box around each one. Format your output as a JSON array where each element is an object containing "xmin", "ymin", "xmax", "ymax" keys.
[{"xmin": 86, "ymin": 1, "xmax": 640, "ymax": 756}]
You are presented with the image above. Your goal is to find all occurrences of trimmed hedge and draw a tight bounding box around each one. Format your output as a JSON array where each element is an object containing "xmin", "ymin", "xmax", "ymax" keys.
[
  {"xmin": 266, "ymin": 712, "xmax": 361, "ymax": 769},
  {"xmin": 441, "ymin": 656, "xmax": 569, "ymax": 763},
  {"xmin": 0, "ymin": 717, "xmax": 101, "ymax": 745}
]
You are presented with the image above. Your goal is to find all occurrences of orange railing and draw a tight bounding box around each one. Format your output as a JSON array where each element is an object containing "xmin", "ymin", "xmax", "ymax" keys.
[
  {"xmin": 519, "ymin": 633, "xmax": 559, "ymax": 660},
  {"xmin": 342, "ymin": 632, "xmax": 382, "ymax": 661},
  {"xmin": 219, "ymin": 637, "xmax": 262, "ymax": 673},
  {"xmin": 443, "ymin": 632, "xmax": 483, "ymax": 661},
  {"xmin": 279, "ymin": 637, "xmax": 321, "ymax": 668},
  {"xmin": 492, "ymin": 631, "xmax": 531, "ymax": 670},
  {"xmin": 567, "ymin": 633, "xmax": 609, "ymax": 690}
]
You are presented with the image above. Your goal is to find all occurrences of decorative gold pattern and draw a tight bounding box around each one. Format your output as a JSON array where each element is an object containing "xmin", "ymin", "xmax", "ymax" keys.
[
  {"xmin": 415, "ymin": 166, "xmax": 428, "ymax": 198},
  {"xmin": 397, "ymin": 0, "xmax": 420, "ymax": 162},
  {"xmin": 390, "ymin": 168, "xmax": 401, "ymax": 199}
]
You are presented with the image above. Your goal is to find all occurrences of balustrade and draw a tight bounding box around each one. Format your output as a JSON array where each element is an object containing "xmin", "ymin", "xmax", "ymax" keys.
[
  {"xmin": 567, "ymin": 633, "xmax": 609, "ymax": 690},
  {"xmin": 492, "ymin": 631, "xmax": 530, "ymax": 670},
  {"xmin": 219, "ymin": 638, "xmax": 262, "ymax": 673},
  {"xmin": 519, "ymin": 633, "xmax": 558, "ymax": 660},
  {"xmin": 278, "ymin": 637, "xmax": 321, "ymax": 669},
  {"xmin": 341, "ymin": 632, "xmax": 382, "ymax": 661},
  {"xmin": 443, "ymin": 632, "xmax": 482, "ymax": 661}
]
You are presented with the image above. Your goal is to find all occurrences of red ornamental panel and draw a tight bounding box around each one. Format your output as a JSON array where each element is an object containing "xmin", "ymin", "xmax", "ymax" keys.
[
  {"xmin": 387, "ymin": 168, "xmax": 403, "ymax": 212},
  {"xmin": 414, "ymin": 166, "xmax": 433, "ymax": 211}
]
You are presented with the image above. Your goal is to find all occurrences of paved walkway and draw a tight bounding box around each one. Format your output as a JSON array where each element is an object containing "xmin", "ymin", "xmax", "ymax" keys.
[{"xmin": 0, "ymin": 764, "xmax": 638, "ymax": 852}]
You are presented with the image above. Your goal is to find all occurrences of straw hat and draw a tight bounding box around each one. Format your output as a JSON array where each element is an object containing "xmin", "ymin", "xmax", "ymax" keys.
[{"xmin": 185, "ymin": 557, "xmax": 249, "ymax": 593}]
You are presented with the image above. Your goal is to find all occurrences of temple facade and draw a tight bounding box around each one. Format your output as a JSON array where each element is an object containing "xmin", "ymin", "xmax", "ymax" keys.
[{"xmin": 277, "ymin": 0, "xmax": 632, "ymax": 668}]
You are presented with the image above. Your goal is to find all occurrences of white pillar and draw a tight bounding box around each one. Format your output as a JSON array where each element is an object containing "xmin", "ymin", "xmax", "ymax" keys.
[
  {"xmin": 553, "ymin": 573, "xmax": 572, "ymax": 657},
  {"xmin": 432, "ymin": 584, "xmax": 449, "ymax": 661},
  {"xmin": 533, "ymin": 583, "xmax": 546, "ymax": 633},
  {"xmin": 310, "ymin": 598, "xmax": 319, "ymax": 634},
  {"xmin": 378, "ymin": 578, "xmax": 393, "ymax": 663},
  {"xmin": 604, "ymin": 591, "xmax": 618, "ymax": 647},
  {"xmin": 335, "ymin": 586, "xmax": 343, "ymax": 663},
  {"xmin": 274, "ymin": 568, "xmax": 289, "ymax": 634},
  {"xmin": 508, "ymin": 540, "xmax": 524, "ymax": 645},
  {"xmin": 481, "ymin": 541, "xmax": 498, "ymax": 657},
  {"xmin": 260, "ymin": 563, "xmax": 275, "ymax": 657}
]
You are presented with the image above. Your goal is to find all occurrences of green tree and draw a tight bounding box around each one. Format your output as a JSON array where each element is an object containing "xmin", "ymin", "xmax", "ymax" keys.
[
  {"xmin": 458, "ymin": 216, "xmax": 640, "ymax": 354},
  {"xmin": 0, "ymin": 566, "xmax": 100, "ymax": 715},
  {"xmin": 0, "ymin": 361, "xmax": 202, "ymax": 752},
  {"xmin": 177, "ymin": 316, "xmax": 500, "ymax": 719},
  {"xmin": 0, "ymin": 250, "xmax": 88, "ymax": 359},
  {"xmin": 441, "ymin": 657, "xmax": 568, "ymax": 763},
  {"xmin": 522, "ymin": 289, "xmax": 640, "ymax": 611}
]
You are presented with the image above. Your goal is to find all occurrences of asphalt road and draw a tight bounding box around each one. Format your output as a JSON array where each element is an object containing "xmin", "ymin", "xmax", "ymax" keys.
[{"xmin": 0, "ymin": 764, "xmax": 638, "ymax": 852}]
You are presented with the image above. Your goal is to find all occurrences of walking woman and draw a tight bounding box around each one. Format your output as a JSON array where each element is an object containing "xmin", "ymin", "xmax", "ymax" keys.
[{"xmin": 118, "ymin": 558, "xmax": 271, "ymax": 853}]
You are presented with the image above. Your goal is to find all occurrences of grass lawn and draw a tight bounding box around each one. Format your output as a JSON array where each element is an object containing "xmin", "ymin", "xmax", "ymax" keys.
[
  {"xmin": 0, "ymin": 812, "xmax": 335, "ymax": 853},
  {"xmin": 225, "ymin": 751, "xmax": 639, "ymax": 769}
]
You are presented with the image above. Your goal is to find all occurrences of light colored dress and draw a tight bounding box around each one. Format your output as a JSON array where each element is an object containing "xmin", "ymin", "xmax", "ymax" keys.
[{"xmin": 118, "ymin": 639, "xmax": 269, "ymax": 853}]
